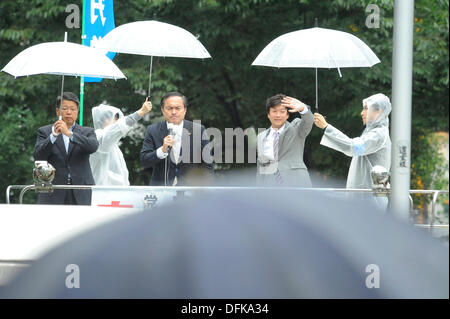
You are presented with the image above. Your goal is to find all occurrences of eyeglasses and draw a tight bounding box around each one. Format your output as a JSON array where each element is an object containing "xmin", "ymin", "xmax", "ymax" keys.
[{"xmin": 61, "ymin": 107, "xmax": 78, "ymax": 112}]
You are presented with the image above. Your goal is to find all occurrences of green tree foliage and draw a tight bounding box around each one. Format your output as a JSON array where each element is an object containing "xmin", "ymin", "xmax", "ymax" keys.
[{"xmin": 0, "ymin": 0, "xmax": 448, "ymax": 203}]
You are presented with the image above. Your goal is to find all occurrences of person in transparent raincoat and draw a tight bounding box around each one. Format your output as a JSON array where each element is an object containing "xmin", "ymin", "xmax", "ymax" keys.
[
  {"xmin": 313, "ymin": 93, "xmax": 392, "ymax": 190},
  {"xmin": 90, "ymin": 99, "xmax": 152, "ymax": 185}
]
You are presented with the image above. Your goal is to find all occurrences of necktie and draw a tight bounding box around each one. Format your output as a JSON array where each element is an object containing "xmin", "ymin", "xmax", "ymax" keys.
[
  {"xmin": 273, "ymin": 131, "xmax": 283, "ymax": 185},
  {"xmin": 172, "ymin": 128, "xmax": 181, "ymax": 186},
  {"xmin": 172, "ymin": 134, "xmax": 179, "ymax": 186},
  {"xmin": 173, "ymin": 131, "xmax": 181, "ymax": 164}
]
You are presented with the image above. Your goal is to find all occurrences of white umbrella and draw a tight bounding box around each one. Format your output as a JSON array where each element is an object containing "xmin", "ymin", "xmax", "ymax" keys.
[
  {"xmin": 2, "ymin": 42, "xmax": 126, "ymax": 79},
  {"xmin": 96, "ymin": 20, "xmax": 212, "ymax": 97},
  {"xmin": 252, "ymin": 27, "xmax": 380, "ymax": 110},
  {"xmin": 2, "ymin": 37, "xmax": 126, "ymax": 115}
]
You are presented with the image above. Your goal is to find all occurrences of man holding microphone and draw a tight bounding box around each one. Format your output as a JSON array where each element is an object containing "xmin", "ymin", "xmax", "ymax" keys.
[{"xmin": 140, "ymin": 92, "xmax": 213, "ymax": 186}]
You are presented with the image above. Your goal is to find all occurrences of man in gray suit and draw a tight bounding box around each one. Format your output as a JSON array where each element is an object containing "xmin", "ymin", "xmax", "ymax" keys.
[{"xmin": 257, "ymin": 94, "xmax": 313, "ymax": 187}]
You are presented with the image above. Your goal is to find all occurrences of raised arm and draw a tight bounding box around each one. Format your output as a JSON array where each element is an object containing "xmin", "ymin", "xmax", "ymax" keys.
[
  {"xmin": 97, "ymin": 115, "xmax": 136, "ymax": 152},
  {"xmin": 98, "ymin": 99, "xmax": 152, "ymax": 152},
  {"xmin": 320, "ymin": 123, "xmax": 388, "ymax": 157},
  {"xmin": 281, "ymin": 96, "xmax": 313, "ymax": 138}
]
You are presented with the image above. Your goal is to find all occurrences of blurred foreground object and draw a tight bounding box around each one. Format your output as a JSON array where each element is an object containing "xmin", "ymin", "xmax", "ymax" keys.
[{"xmin": 1, "ymin": 189, "xmax": 448, "ymax": 298}]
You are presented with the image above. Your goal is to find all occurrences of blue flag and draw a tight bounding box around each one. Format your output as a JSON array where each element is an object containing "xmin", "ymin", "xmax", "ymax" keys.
[{"xmin": 83, "ymin": 0, "xmax": 116, "ymax": 82}]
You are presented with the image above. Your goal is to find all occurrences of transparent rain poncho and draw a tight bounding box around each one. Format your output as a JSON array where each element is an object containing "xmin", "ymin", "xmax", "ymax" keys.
[
  {"xmin": 320, "ymin": 93, "xmax": 392, "ymax": 189},
  {"xmin": 90, "ymin": 104, "xmax": 141, "ymax": 186}
]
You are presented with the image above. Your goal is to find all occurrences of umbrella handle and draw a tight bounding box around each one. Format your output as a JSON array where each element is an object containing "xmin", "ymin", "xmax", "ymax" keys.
[
  {"xmin": 59, "ymin": 32, "xmax": 67, "ymax": 121},
  {"xmin": 315, "ymin": 68, "xmax": 318, "ymax": 111},
  {"xmin": 148, "ymin": 56, "xmax": 153, "ymax": 98},
  {"xmin": 59, "ymin": 74, "xmax": 65, "ymax": 119}
]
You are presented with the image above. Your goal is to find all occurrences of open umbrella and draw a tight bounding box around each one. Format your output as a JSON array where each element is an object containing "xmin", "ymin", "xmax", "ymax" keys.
[
  {"xmin": 96, "ymin": 20, "xmax": 212, "ymax": 97},
  {"xmin": 252, "ymin": 26, "xmax": 380, "ymax": 110},
  {"xmin": 1, "ymin": 34, "xmax": 126, "ymax": 115}
]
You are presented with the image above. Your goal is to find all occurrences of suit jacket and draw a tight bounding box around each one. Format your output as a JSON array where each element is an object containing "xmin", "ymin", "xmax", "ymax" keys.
[
  {"xmin": 34, "ymin": 123, "xmax": 99, "ymax": 205},
  {"xmin": 140, "ymin": 120, "xmax": 214, "ymax": 186},
  {"xmin": 257, "ymin": 109, "xmax": 314, "ymax": 187}
]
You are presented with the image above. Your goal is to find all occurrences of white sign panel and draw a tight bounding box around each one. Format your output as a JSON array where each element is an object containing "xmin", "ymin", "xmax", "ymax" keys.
[
  {"xmin": 395, "ymin": 140, "xmax": 410, "ymax": 174},
  {"xmin": 91, "ymin": 187, "xmax": 192, "ymax": 209}
]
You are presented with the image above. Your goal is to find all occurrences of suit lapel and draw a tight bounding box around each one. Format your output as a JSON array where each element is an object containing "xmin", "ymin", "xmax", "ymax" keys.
[
  {"xmin": 278, "ymin": 121, "xmax": 291, "ymax": 157},
  {"xmin": 55, "ymin": 134, "xmax": 67, "ymax": 158},
  {"xmin": 257, "ymin": 128, "xmax": 271, "ymax": 164},
  {"xmin": 159, "ymin": 121, "xmax": 168, "ymax": 142},
  {"xmin": 180, "ymin": 120, "xmax": 193, "ymax": 160}
]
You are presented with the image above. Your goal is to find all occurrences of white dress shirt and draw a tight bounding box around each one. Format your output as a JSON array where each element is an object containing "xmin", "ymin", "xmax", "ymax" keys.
[
  {"xmin": 262, "ymin": 108, "xmax": 309, "ymax": 160},
  {"xmin": 50, "ymin": 124, "xmax": 75, "ymax": 153},
  {"xmin": 156, "ymin": 120, "xmax": 184, "ymax": 164},
  {"xmin": 262, "ymin": 124, "xmax": 286, "ymax": 160}
]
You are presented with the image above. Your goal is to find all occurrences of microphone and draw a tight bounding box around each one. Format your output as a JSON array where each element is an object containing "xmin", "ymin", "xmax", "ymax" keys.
[
  {"xmin": 164, "ymin": 126, "xmax": 176, "ymax": 187},
  {"xmin": 166, "ymin": 124, "xmax": 175, "ymax": 153}
]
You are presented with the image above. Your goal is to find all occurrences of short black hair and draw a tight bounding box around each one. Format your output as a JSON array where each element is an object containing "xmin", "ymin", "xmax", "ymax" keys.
[
  {"xmin": 266, "ymin": 93, "xmax": 286, "ymax": 114},
  {"xmin": 56, "ymin": 92, "xmax": 80, "ymax": 109},
  {"xmin": 160, "ymin": 91, "xmax": 188, "ymax": 109}
]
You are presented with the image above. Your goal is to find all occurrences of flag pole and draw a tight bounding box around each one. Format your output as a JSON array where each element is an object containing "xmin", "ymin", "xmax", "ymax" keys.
[{"xmin": 79, "ymin": 0, "xmax": 87, "ymax": 126}]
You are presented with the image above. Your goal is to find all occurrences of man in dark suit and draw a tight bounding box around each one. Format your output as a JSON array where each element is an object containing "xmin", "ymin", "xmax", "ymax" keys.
[
  {"xmin": 140, "ymin": 92, "xmax": 213, "ymax": 186},
  {"xmin": 34, "ymin": 92, "xmax": 99, "ymax": 205}
]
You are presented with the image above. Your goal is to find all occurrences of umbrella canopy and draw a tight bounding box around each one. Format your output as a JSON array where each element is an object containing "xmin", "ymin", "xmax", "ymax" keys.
[
  {"xmin": 96, "ymin": 20, "xmax": 211, "ymax": 59},
  {"xmin": 1, "ymin": 41, "xmax": 126, "ymax": 80},
  {"xmin": 96, "ymin": 20, "xmax": 211, "ymax": 97},
  {"xmin": 252, "ymin": 27, "xmax": 380, "ymax": 70},
  {"xmin": 252, "ymin": 27, "xmax": 381, "ymax": 110}
]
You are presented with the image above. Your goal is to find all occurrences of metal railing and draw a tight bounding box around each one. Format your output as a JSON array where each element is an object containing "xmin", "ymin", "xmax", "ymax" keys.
[
  {"xmin": 408, "ymin": 189, "xmax": 449, "ymax": 231},
  {"xmin": 6, "ymin": 184, "xmax": 448, "ymax": 231}
]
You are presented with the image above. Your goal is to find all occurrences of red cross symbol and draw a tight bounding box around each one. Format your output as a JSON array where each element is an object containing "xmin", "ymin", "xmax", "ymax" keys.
[{"xmin": 97, "ymin": 201, "xmax": 133, "ymax": 208}]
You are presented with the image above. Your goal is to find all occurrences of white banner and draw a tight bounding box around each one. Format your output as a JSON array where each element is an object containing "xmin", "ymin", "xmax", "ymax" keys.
[{"xmin": 91, "ymin": 186, "xmax": 194, "ymax": 209}]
